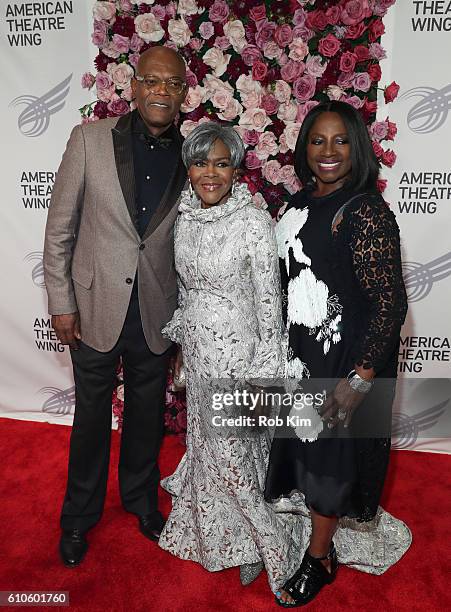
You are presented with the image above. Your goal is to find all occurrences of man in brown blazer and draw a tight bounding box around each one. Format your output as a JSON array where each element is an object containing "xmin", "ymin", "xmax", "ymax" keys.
[{"xmin": 43, "ymin": 46, "xmax": 187, "ymax": 567}]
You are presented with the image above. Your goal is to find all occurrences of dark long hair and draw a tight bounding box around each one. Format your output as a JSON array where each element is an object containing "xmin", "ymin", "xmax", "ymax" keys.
[{"xmin": 294, "ymin": 101, "xmax": 380, "ymax": 192}]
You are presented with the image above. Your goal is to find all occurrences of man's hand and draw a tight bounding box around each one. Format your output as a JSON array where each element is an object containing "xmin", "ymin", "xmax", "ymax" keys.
[{"xmin": 52, "ymin": 313, "xmax": 81, "ymax": 350}]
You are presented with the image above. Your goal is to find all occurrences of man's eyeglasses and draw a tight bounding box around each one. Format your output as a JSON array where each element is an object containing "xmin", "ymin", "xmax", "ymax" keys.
[{"xmin": 135, "ymin": 75, "xmax": 187, "ymax": 96}]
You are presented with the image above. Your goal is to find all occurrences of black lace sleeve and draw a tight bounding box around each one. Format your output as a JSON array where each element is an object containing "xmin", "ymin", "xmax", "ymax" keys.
[{"xmin": 348, "ymin": 197, "xmax": 408, "ymax": 372}]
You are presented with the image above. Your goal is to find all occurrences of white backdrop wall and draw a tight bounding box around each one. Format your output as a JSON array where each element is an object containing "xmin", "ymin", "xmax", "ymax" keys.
[{"xmin": 0, "ymin": 1, "xmax": 450, "ymax": 452}]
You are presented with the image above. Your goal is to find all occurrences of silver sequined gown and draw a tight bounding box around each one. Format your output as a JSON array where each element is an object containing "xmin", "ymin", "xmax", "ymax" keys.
[{"xmin": 158, "ymin": 184, "xmax": 411, "ymax": 591}]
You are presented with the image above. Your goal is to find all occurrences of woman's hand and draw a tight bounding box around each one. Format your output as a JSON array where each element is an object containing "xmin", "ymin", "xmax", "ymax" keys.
[
  {"xmin": 172, "ymin": 345, "xmax": 185, "ymax": 390},
  {"xmin": 319, "ymin": 378, "xmax": 366, "ymax": 429}
]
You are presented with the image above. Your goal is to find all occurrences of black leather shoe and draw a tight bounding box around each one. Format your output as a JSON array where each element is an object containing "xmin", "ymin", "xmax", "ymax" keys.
[
  {"xmin": 138, "ymin": 512, "xmax": 165, "ymax": 542},
  {"xmin": 275, "ymin": 542, "xmax": 338, "ymax": 607},
  {"xmin": 59, "ymin": 529, "xmax": 88, "ymax": 568}
]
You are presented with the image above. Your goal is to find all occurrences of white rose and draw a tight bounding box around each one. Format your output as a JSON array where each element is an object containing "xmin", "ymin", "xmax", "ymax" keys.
[
  {"xmin": 107, "ymin": 63, "xmax": 134, "ymax": 90},
  {"xmin": 236, "ymin": 74, "xmax": 263, "ymax": 95},
  {"xmin": 327, "ymin": 85, "xmax": 345, "ymax": 101},
  {"xmin": 203, "ymin": 48, "xmax": 231, "ymax": 77},
  {"xmin": 178, "ymin": 0, "xmax": 203, "ymax": 16},
  {"xmin": 134, "ymin": 13, "xmax": 164, "ymax": 43},
  {"xmin": 181, "ymin": 85, "xmax": 207, "ymax": 113},
  {"xmin": 240, "ymin": 90, "xmax": 262, "ymax": 110},
  {"xmin": 274, "ymin": 80, "xmax": 292, "ymax": 104},
  {"xmin": 180, "ymin": 117, "xmax": 211, "ymax": 138},
  {"xmin": 263, "ymin": 41, "xmax": 283, "ymax": 61},
  {"xmin": 277, "ymin": 102, "xmax": 298, "ymax": 123},
  {"xmin": 255, "ymin": 131, "xmax": 279, "ymax": 160},
  {"xmin": 203, "ymin": 74, "xmax": 234, "ymax": 96},
  {"xmin": 223, "ymin": 20, "xmax": 247, "ymax": 53},
  {"xmin": 211, "ymin": 89, "xmax": 234, "ymax": 111},
  {"xmin": 218, "ymin": 98, "xmax": 243, "ymax": 121},
  {"xmin": 93, "ymin": 1, "xmax": 116, "ymax": 22},
  {"xmin": 168, "ymin": 18, "xmax": 192, "ymax": 47},
  {"xmin": 238, "ymin": 108, "xmax": 272, "ymax": 133}
]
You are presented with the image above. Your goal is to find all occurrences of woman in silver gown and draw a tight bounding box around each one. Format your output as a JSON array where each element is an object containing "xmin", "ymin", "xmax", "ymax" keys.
[{"xmin": 158, "ymin": 122, "xmax": 303, "ymax": 591}]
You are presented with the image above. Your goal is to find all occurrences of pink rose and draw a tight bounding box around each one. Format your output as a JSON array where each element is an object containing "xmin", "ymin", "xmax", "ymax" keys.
[
  {"xmin": 252, "ymin": 61, "xmax": 268, "ymax": 82},
  {"xmin": 81, "ymin": 72, "xmax": 95, "ymax": 90},
  {"xmin": 214, "ymin": 36, "xmax": 231, "ymax": 51},
  {"xmin": 274, "ymin": 81, "xmax": 292, "ymax": 104},
  {"xmin": 111, "ymin": 34, "xmax": 130, "ymax": 54},
  {"xmin": 185, "ymin": 68, "xmax": 198, "ymax": 88},
  {"xmin": 326, "ymin": 6, "xmax": 341, "ymax": 25},
  {"xmin": 121, "ymin": 86, "xmax": 133, "ymax": 102},
  {"xmin": 262, "ymin": 41, "xmax": 283, "ymax": 61},
  {"xmin": 107, "ymin": 62, "xmax": 134, "ymax": 90},
  {"xmin": 203, "ymin": 48, "xmax": 230, "ymax": 77},
  {"xmin": 243, "ymin": 130, "xmax": 260, "ymax": 146},
  {"xmin": 353, "ymin": 72, "xmax": 372, "ymax": 92},
  {"xmin": 177, "ymin": 0, "xmax": 201, "ymax": 16},
  {"xmin": 218, "ymin": 98, "xmax": 243, "ymax": 121},
  {"xmin": 293, "ymin": 8, "xmax": 307, "ymax": 27},
  {"xmin": 130, "ymin": 33, "xmax": 144, "ymax": 52},
  {"xmin": 369, "ymin": 42, "xmax": 386, "ymax": 60},
  {"xmin": 255, "ymin": 20, "xmax": 276, "ymax": 50},
  {"xmin": 190, "ymin": 38, "xmax": 203, "ymax": 51},
  {"xmin": 285, "ymin": 174, "xmax": 302, "ymax": 195},
  {"xmin": 340, "ymin": 0, "xmax": 371, "ymax": 26},
  {"xmin": 293, "ymin": 24, "xmax": 315, "ymax": 43},
  {"xmin": 96, "ymin": 71, "xmax": 115, "ymax": 102},
  {"xmin": 92, "ymin": 1, "xmax": 116, "ymax": 22},
  {"xmin": 337, "ymin": 71, "xmax": 355, "ymax": 89},
  {"xmin": 107, "ymin": 97, "xmax": 130, "ymax": 116},
  {"xmin": 180, "ymin": 117, "xmax": 210, "ymax": 138},
  {"xmin": 277, "ymin": 102, "xmax": 298, "ymax": 123},
  {"xmin": 223, "ymin": 20, "xmax": 247, "ymax": 53},
  {"xmin": 261, "ymin": 93, "xmax": 279, "ymax": 116},
  {"xmin": 373, "ymin": 0, "xmax": 396, "ymax": 17},
  {"xmin": 166, "ymin": 2, "xmax": 177, "ymax": 18},
  {"xmin": 370, "ymin": 120, "xmax": 389, "ymax": 141},
  {"xmin": 242, "ymin": 45, "xmax": 263, "ymax": 67},
  {"xmin": 293, "ymin": 74, "xmax": 316, "ymax": 102},
  {"xmin": 274, "ymin": 24, "xmax": 293, "ymax": 48},
  {"xmin": 92, "ymin": 20, "xmax": 108, "ymax": 47},
  {"xmin": 318, "ymin": 33, "xmax": 341, "ymax": 58},
  {"xmin": 250, "ymin": 5, "xmax": 267, "ymax": 21},
  {"xmin": 199, "ymin": 21, "xmax": 214, "ymax": 40},
  {"xmin": 295, "ymin": 100, "xmax": 319, "ymax": 123},
  {"xmin": 118, "ymin": 0, "xmax": 132, "ymax": 10},
  {"xmin": 151, "ymin": 5, "xmax": 166, "ymax": 21},
  {"xmin": 342, "ymin": 95, "xmax": 364, "ymax": 109},
  {"xmin": 239, "ymin": 108, "xmax": 272, "ymax": 132},
  {"xmin": 288, "ymin": 38, "xmax": 309, "ymax": 62},
  {"xmin": 241, "ymin": 91, "xmax": 263, "ymax": 110},
  {"xmin": 279, "ymin": 123, "xmax": 301, "ymax": 153},
  {"xmin": 305, "ymin": 55, "xmax": 327, "ymax": 78},
  {"xmin": 339, "ymin": 51, "xmax": 357, "ymax": 73},
  {"xmin": 236, "ymin": 74, "xmax": 262, "ymax": 95},
  {"xmin": 262, "ymin": 160, "xmax": 282, "ymax": 185},
  {"xmin": 255, "ymin": 132, "xmax": 279, "ymax": 160},
  {"xmin": 278, "ymin": 164, "xmax": 296, "ymax": 184},
  {"xmin": 209, "ymin": 0, "xmax": 229, "ymax": 24},
  {"xmin": 181, "ymin": 85, "xmax": 206, "ymax": 113},
  {"xmin": 211, "ymin": 88, "xmax": 234, "ymax": 111},
  {"xmin": 280, "ymin": 60, "xmax": 304, "ymax": 83},
  {"xmin": 134, "ymin": 13, "xmax": 164, "ymax": 43},
  {"xmin": 128, "ymin": 52, "xmax": 140, "ymax": 69},
  {"xmin": 245, "ymin": 151, "xmax": 264, "ymax": 170}
]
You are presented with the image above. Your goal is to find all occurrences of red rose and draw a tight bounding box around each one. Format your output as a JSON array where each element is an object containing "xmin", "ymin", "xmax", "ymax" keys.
[
  {"xmin": 354, "ymin": 45, "xmax": 370, "ymax": 61},
  {"xmin": 252, "ymin": 60, "xmax": 268, "ymax": 81},
  {"xmin": 364, "ymin": 99, "xmax": 378, "ymax": 115},
  {"xmin": 345, "ymin": 22, "xmax": 367, "ymax": 39},
  {"xmin": 367, "ymin": 63, "xmax": 382, "ymax": 82},
  {"xmin": 326, "ymin": 6, "xmax": 341, "ymax": 25},
  {"xmin": 369, "ymin": 18, "xmax": 385, "ymax": 42},
  {"xmin": 386, "ymin": 118, "xmax": 397, "ymax": 140},
  {"xmin": 306, "ymin": 9, "xmax": 328, "ymax": 31},
  {"xmin": 384, "ymin": 81, "xmax": 400, "ymax": 103},
  {"xmin": 376, "ymin": 179, "xmax": 387, "ymax": 193},
  {"xmin": 249, "ymin": 4, "xmax": 267, "ymax": 21},
  {"xmin": 372, "ymin": 140, "xmax": 384, "ymax": 158},
  {"xmin": 318, "ymin": 33, "xmax": 341, "ymax": 58},
  {"xmin": 274, "ymin": 23, "xmax": 293, "ymax": 48},
  {"xmin": 381, "ymin": 149, "xmax": 396, "ymax": 167},
  {"xmin": 339, "ymin": 51, "xmax": 357, "ymax": 73}
]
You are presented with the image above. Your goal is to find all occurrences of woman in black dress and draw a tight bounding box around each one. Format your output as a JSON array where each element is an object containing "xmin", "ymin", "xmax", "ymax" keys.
[{"xmin": 265, "ymin": 101, "xmax": 409, "ymax": 607}]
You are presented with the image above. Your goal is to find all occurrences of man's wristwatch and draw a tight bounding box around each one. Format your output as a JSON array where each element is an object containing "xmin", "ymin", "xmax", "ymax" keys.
[{"xmin": 346, "ymin": 369, "xmax": 373, "ymax": 394}]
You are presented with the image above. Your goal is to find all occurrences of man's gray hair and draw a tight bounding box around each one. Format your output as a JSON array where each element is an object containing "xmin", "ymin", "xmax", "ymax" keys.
[{"xmin": 182, "ymin": 122, "xmax": 245, "ymax": 169}]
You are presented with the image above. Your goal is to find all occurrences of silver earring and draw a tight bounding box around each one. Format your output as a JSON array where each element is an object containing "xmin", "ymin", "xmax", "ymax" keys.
[
  {"xmin": 188, "ymin": 181, "xmax": 194, "ymax": 198},
  {"xmin": 231, "ymin": 181, "xmax": 237, "ymax": 196}
]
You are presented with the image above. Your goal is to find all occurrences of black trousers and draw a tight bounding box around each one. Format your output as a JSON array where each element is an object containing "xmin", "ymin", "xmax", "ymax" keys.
[{"xmin": 60, "ymin": 296, "xmax": 171, "ymax": 531}]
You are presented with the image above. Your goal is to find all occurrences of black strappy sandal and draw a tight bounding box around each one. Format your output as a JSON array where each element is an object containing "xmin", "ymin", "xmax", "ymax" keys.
[{"xmin": 275, "ymin": 542, "xmax": 338, "ymax": 608}]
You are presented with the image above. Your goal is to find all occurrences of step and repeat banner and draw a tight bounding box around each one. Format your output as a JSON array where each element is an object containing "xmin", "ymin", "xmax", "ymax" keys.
[{"xmin": 0, "ymin": 1, "xmax": 450, "ymax": 452}]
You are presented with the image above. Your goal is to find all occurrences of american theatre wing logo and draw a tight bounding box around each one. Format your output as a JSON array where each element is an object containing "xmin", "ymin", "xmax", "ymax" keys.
[
  {"xmin": 9, "ymin": 74, "xmax": 72, "ymax": 137},
  {"xmin": 402, "ymin": 251, "xmax": 451, "ymax": 302},
  {"xmin": 40, "ymin": 386, "xmax": 76, "ymax": 417},
  {"xmin": 25, "ymin": 251, "xmax": 45, "ymax": 288},
  {"xmin": 401, "ymin": 83, "xmax": 451, "ymax": 134}
]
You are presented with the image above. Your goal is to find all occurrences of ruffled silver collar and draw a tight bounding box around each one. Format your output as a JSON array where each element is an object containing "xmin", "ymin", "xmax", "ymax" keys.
[{"xmin": 178, "ymin": 182, "xmax": 254, "ymax": 223}]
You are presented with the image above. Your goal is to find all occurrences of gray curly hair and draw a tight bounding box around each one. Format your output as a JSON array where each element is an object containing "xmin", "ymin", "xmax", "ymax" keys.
[{"xmin": 182, "ymin": 122, "xmax": 245, "ymax": 169}]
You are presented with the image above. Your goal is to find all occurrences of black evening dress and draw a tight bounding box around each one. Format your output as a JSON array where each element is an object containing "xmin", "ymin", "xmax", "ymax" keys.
[{"xmin": 265, "ymin": 186, "xmax": 408, "ymax": 522}]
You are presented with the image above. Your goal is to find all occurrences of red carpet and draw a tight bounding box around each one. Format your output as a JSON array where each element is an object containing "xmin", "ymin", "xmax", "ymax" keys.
[{"xmin": 0, "ymin": 417, "xmax": 449, "ymax": 611}]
